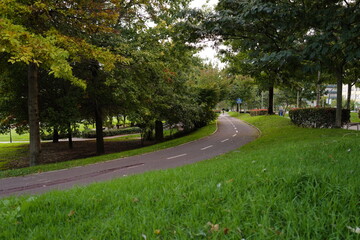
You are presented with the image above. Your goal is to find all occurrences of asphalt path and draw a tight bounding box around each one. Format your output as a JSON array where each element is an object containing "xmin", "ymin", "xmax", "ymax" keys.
[{"xmin": 0, "ymin": 114, "xmax": 259, "ymax": 198}]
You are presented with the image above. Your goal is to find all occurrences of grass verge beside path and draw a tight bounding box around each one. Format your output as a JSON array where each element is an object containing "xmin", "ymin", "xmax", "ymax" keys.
[
  {"xmin": 350, "ymin": 112, "xmax": 360, "ymax": 122},
  {"xmin": 1, "ymin": 115, "xmax": 359, "ymax": 239},
  {"xmin": 0, "ymin": 123, "xmax": 216, "ymax": 179}
]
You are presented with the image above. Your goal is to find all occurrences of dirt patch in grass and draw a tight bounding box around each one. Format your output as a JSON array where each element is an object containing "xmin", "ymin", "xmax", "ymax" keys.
[{"xmin": 4, "ymin": 139, "xmax": 154, "ymax": 170}]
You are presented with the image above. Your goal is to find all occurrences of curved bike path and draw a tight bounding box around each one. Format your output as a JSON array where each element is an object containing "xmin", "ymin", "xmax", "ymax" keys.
[{"xmin": 0, "ymin": 114, "xmax": 259, "ymax": 198}]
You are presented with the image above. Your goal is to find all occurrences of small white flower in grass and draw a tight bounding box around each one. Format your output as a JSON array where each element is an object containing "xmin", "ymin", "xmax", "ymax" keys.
[
  {"xmin": 347, "ymin": 226, "xmax": 360, "ymax": 234},
  {"xmin": 217, "ymin": 183, "xmax": 222, "ymax": 188},
  {"xmin": 347, "ymin": 149, "xmax": 351, "ymax": 152},
  {"xmin": 262, "ymin": 168, "xmax": 267, "ymax": 172}
]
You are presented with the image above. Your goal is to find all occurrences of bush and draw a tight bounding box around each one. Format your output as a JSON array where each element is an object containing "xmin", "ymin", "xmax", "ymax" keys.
[
  {"xmin": 80, "ymin": 127, "xmax": 141, "ymax": 138},
  {"xmin": 358, "ymin": 110, "xmax": 360, "ymax": 119},
  {"xmin": 289, "ymin": 108, "xmax": 350, "ymax": 128},
  {"xmin": 249, "ymin": 109, "xmax": 268, "ymax": 116}
]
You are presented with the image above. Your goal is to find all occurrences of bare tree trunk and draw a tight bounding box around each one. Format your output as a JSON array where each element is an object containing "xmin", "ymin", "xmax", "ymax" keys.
[
  {"xmin": 68, "ymin": 123, "xmax": 73, "ymax": 149},
  {"xmin": 155, "ymin": 120, "xmax": 164, "ymax": 142},
  {"xmin": 346, "ymin": 83, "xmax": 352, "ymax": 110},
  {"xmin": 316, "ymin": 71, "xmax": 321, "ymax": 107},
  {"xmin": 297, "ymin": 90, "xmax": 300, "ymax": 108},
  {"xmin": 53, "ymin": 127, "xmax": 59, "ymax": 143},
  {"xmin": 28, "ymin": 63, "xmax": 41, "ymax": 166},
  {"xmin": 268, "ymin": 85, "xmax": 274, "ymax": 114},
  {"xmin": 335, "ymin": 71, "xmax": 343, "ymax": 128},
  {"xmin": 95, "ymin": 101, "xmax": 104, "ymax": 154},
  {"xmin": 90, "ymin": 60, "xmax": 105, "ymax": 155}
]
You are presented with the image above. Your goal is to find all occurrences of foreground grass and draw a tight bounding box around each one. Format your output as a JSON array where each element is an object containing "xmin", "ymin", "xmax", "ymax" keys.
[
  {"xmin": 1, "ymin": 115, "xmax": 359, "ymax": 239},
  {"xmin": 0, "ymin": 123, "xmax": 216, "ymax": 178}
]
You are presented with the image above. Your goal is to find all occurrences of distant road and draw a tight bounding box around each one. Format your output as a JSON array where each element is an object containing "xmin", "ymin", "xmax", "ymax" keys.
[{"xmin": 0, "ymin": 114, "xmax": 259, "ymax": 198}]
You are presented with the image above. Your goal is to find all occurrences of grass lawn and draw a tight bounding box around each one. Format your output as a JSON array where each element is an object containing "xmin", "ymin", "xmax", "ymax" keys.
[
  {"xmin": 0, "ymin": 123, "xmax": 216, "ymax": 178},
  {"xmin": 0, "ymin": 130, "xmax": 29, "ymax": 142},
  {"xmin": 0, "ymin": 143, "xmax": 28, "ymax": 170},
  {"xmin": 350, "ymin": 112, "xmax": 360, "ymax": 122},
  {"xmin": 1, "ymin": 115, "xmax": 359, "ymax": 239}
]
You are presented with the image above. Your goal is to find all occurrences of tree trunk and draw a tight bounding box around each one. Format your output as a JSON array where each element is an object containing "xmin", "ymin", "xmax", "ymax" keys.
[
  {"xmin": 53, "ymin": 127, "xmax": 59, "ymax": 143},
  {"xmin": 90, "ymin": 60, "xmax": 105, "ymax": 155},
  {"xmin": 346, "ymin": 83, "xmax": 352, "ymax": 110},
  {"xmin": 95, "ymin": 102, "xmax": 104, "ymax": 154},
  {"xmin": 155, "ymin": 120, "xmax": 164, "ymax": 142},
  {"xmin": 28, "ymin": 63, "xmax": 41, "ymax": 166},
  {"xmin": 68, "ymin": 123, "xmax": 73, "ymax": 149},
  {"xmin": 316, "ymin": 71, "xmax": 321, "ymax": 107},
  {"xmin": 268, "ymin": 85, "xmax": 274, "ymax": 114},
  {"xmin": 297, "ymin": 90, "xmax": 300, "ymax": 108},
  {"xmin": 335, "ymin": 71, "xmax": 343, "ymax": 128}
]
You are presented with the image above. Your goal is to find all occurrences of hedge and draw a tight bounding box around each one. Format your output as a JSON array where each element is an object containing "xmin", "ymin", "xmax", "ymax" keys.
[
  {"xmin": 81, "ymin": 127, "xmax": 141, "ymax": 138},
  {"xmin": 41, "ymin": 127, "xmax": 141, "ymax": 140},
  {"xmin": 289, "ymin": 108, "xmax": 350, "ymax": 128},
  {"xmin": 249, "ymin": 109, "xmax": 268, "ymax": 116}
]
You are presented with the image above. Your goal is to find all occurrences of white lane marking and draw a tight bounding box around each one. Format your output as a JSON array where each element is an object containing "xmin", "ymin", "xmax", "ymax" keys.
[
  {"xmin": 221, "ymin": 139, "xmax": 229, "ymax": 143},
  {"xmin": 236, "ymin": 130, "xmax": 239, "ymax": 133},
  {"xmin": 233, "ymin": 134, "xmax": 237, "ymax": 137},
  {"xmin": 167, "ymin": 154, "xmax": 187, "ymax": 160},
  {"xmin": 234, "ymin": 127, "xmax": 237, "ymax": 130},
  {"xmin": 201, "ymin": 145, "xmax": 213, "ymax": 150}
]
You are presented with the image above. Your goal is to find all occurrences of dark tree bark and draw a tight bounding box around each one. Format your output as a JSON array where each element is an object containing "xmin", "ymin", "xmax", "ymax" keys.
[
  {"xmin": 268, "ymin": 85, "xmax": 274, "ymax": 115},
  {"xmin": 335, "ymin": 70, "xmax": 343, "ymax": 128},
  {"xmin": 346, "ymin": 83, "xmax": 352, "ymax": 110},
  {"xmin": 155, "ymin": 120, "xmax": 164, "ymax": 142},
  {"xmin": 89, "ymin": 60, "xmax": 105, "ymax": 155},
  {"xmin": 28, "ymin": 63, "xmax": 41, "ymax": 166},
  {"xmin": 68, "ymin": 123, "xmax": 73, "ymax": 149},
  {"xmin": 53, "ymin": 127, "xmax": 59, "ymax": 143},
  {"xmin": 95, "ymin": 102, "xmax": 104, "ymax": 154},
  {"xmin": 316, "ymin": 71, "xmax": 321, "ymax": 107}
]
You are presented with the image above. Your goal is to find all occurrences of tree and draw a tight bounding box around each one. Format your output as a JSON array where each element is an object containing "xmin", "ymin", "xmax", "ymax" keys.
[{"xmin": 0, "ymin": 1, "xmax": 121, "ymax": 165}]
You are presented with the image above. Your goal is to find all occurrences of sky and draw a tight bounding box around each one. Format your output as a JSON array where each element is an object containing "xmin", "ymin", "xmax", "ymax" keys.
[{"xmin": 188, "ymin": 0, "xmax": 225, "ymax": 68}]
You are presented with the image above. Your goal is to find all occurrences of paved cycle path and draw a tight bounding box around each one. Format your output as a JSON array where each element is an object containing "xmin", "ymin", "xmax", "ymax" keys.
[{"xmin": 0, "ymin": 114, "xmax": 259, "ymax": 198}]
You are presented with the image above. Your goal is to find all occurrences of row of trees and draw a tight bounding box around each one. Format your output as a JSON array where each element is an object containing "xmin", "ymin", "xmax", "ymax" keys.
[
  {"xmin": 198, "ymin": 0, "xmax": 359, "ymax": 124},
  {"xmin": 0, "ymin": 0, "xmax": 220, "ymax": 166}
]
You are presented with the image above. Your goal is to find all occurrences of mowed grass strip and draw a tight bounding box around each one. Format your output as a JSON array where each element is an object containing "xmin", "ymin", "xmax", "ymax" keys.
[
  {"xmin": 0, "ymin": 122, "xmax": 217, "ymax": 178},
  {"xmin": 1, "ymin": 115, "xmax": 359, "ymax": 239}
]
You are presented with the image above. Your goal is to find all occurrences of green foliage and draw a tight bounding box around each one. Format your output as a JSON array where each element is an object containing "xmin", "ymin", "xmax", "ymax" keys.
[{"xmin": 289, "ymin": 108, "xmax": 350, "ymax": 128}]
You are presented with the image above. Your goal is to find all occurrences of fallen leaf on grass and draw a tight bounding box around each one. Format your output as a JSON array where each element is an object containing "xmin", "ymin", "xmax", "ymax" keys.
[
  {"xmin": 207, "ymin": 222, "xmax": 219, "ymax": 232},
  {"xmin": 154, "ymin": 229, "xmax": 161, "ymax": 235},
  {"xmin": 132, "ymin": 198, "xmax": 139, "ymax": 203},
  {"xmin": 224, "ymin": 228, "xmax": 230, "ymax": 235},
  {"xmin": 226, "ymin": 179, "xmax": 234, "ymax": 183},
  {"xmin": 67, "ymin": 210, "xmax": 76, "ymax": 217}
]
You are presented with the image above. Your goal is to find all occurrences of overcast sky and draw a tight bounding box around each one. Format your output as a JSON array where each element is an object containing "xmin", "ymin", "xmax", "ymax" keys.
[{"xmin": 189, "ymin": 0, "xmax": 225, "ymax": 68}]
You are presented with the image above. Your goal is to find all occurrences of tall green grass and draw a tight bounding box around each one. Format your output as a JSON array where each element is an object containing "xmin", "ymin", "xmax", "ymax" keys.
[{"xmin": 1, "ymin": 115, "xmax": 359, "ymax": 239}]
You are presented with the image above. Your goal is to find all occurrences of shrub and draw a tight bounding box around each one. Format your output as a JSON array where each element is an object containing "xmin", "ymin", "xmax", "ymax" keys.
[
  {"xmin": 358, "ymin": 110, "xmax": 360, "ymax": 119},
  {"xmin": 249, "ymin": 109, "xmax": 268, "ymax": 116},
  {"xmin": 289, "ymin": 108, "xmax": 350, "ymax": 128},
  {"xmin": 80, "ymin": 127, "xmax": 141, "ymax": 138}
]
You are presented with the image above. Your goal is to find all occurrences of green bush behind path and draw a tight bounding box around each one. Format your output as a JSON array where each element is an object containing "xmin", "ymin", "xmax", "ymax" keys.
[{"xmin": 1, "ymin": 114, "xmax": 359, "ymax": 239}]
